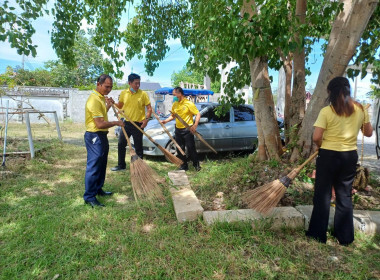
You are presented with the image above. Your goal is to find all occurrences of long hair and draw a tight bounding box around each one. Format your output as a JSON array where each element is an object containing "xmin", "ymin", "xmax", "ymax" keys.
[{"xmin": 327, "ymin": 77, "xmax": 362, "ymax": 116}]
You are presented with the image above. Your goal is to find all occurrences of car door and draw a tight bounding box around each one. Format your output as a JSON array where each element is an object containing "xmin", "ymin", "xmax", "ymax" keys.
[
  {"xmin": 231, "ymin": 105, "xmax": 257, "ymax": 151},
  {"xmin": 195, "ymin": 105, "xmax": 233, "ymax": 152}
]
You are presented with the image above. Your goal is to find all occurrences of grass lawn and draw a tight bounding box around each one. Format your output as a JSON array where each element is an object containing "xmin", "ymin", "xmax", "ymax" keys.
[{"xmin": 0, "ymin": 123, "xmax": 380, "ymax": 279}]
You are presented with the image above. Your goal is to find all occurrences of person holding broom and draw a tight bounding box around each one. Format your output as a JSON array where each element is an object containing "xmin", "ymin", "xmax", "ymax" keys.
[
  {"xmin": 84, "ymin": 74, "xmax": 124, "ymax": 207},
  {"xmin": 306, "ymin": 76, "xmax": 373, "ymax": 245},
  {"xmin": 111, "ymin": 73, "xmax": 153, "ymax": 171},
  {"xmin": 161, "ymin": 87, "xmax": 201, "ymax": 171}
]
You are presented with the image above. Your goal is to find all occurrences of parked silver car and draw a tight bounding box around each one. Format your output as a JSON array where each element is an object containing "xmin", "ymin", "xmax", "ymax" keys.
[{"xmin": 136, "ymin": 102, "xmax": 271, "ymax": 156}]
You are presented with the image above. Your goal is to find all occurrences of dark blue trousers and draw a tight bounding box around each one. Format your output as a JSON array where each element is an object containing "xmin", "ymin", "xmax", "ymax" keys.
[
  {"xmin": 306, "ymin": 149, "xmax": 357, "ymax": 245},
  {"xmin": 84, "ymin": 131, "xmax": 109, "ymax": 202}
]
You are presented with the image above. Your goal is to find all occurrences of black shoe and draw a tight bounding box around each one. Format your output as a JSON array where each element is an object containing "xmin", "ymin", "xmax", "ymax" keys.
[
  {"xmin": 98, "ymin": 190, "xmax": 113, "ymax": 196},
  {"xmin": 85, "ymin": 199, "xmax": 105, "ymax": 207},
  {"xmin": 193, "ymin": 162, "xmax": 201, "ymax": 172},
  {"xmin": 178, "ymin": 164, "xmax": 188, "ymax": 171},
  {"xmin": 111, "ymin": 166, "xmax": 126, "ymax": 171}
]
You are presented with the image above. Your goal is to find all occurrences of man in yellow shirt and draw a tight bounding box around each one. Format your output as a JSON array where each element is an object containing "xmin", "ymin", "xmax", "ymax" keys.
[
  {"xmin": 84, "ymin": 74, "xmax": 123, "ymax": 207},
  {"xmin": 111, "ymin": 73, "xmax": 153, "ymax": 171},
  {"xmin": 162, "ymin": 87, "xmax": 201, "ymax": 171}
]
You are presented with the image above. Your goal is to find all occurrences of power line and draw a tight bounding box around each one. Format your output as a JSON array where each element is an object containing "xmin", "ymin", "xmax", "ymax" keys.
[
  {"xmin": 163, "ymin": 45, "xmax": 183, "ymax": 60},
  {"xmin": 133, "ymin": 45, "xmax": 184, "ymax": 75}
]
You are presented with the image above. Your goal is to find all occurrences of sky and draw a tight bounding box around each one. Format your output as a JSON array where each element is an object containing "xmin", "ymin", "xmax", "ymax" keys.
[
  {"xmin": 0, "ymin": 2, "xmax": 375, "ymax": 101},
  {"xmin": 0, "ymin": 3, "xmax": 189, "ymax": 87}
]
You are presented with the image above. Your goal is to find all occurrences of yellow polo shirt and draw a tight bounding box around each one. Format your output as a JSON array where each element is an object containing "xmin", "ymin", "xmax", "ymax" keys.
[
  {"xmin": 172, "ymin": 98, "xmax": 199, "ymax": 129},
  {"xmin": 85, "ymin": 90, "xmax": 108, "ymax": 132},
  {"xmin": 314, "ymin": 104, "xmax": 369, "ymax": 151},
  {"xmin": 119, "ymin": 88, "xmax": 150, "ymax": 122}
]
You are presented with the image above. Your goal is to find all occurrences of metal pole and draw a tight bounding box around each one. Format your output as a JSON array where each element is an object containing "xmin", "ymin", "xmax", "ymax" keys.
[
  {"xmin": 2, "ymin": 100, "xmax": 9, "ymax": 166},
  {"xmin": 54, "ymin": 112, "xmax": 62, "ymax": 140},
  {"xmin": 25, "ymin": 112, "xmax": 35, "ymax": 158}
]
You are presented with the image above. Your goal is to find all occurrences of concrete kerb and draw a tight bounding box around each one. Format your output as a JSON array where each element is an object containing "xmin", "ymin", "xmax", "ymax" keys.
[
  {"xmin": 296, "ymin": 205, "xmax": 380, "ymax": 235},
  {"xmin": 167, "ymin": 171, "xmax": 380, "ymax": 234},
  {"xmin": 168, "ymin": 170, "xmax": 204, "ymax": 222},
  {"xmin": 203, "ymin": 207, "xmax": 304, "ymax": 230}
]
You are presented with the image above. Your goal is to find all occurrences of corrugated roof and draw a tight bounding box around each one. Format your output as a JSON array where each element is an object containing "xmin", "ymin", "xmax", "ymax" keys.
[{"xmin": 140, "ymin": 82, "xmax": 161, "ymax": 91}]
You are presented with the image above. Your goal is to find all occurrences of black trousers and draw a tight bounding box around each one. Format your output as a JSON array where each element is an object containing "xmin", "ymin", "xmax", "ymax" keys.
[
  {"xmin": 175, "ymin": 127, "xmax": 199, "ymax": 167},
  {"xmin": 306, "ymin": 148, "xmax": 357, "ymax": 245},
  {"xmin": 118, "ymin": 121, "xmax": 143, "ymax": 168}
]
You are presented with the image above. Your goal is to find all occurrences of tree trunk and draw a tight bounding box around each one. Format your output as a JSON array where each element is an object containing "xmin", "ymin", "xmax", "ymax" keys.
[
  {"xmin": 292, "ymin": 0, "xmax": 378, "ymax": 160},
  {"xmin": 249, "ymin": 57, "xmax": 283, "ymax": 161},
  {"xmin": 242, "ymin": 0, "xmax": 283, "ymax": 160},
  {"xmin": 283, "ymin": 60, "xmax": 292, "ymax": 144},
  {"xmin": 288, "ymin": 0, "xmax": 306, "ymax": 160}
]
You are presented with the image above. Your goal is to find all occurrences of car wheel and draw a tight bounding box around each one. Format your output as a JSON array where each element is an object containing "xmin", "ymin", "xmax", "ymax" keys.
[
  {"xmin": 166, "ymin": 140, "xmax": 189, "ymax": 158},
  {"xmin": 166, "ymin": 140, "xmax": 178, "ymax": 156}
]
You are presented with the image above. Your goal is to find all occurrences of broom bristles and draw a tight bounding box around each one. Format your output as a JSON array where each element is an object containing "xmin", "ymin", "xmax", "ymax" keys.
[
  {"xmin": 242, "ymin": 180, "xmax": 287, "ymax": 214},
  {"xmin": 129, "ymin": 150, "xmax": 165, "ymax": 201},
  {"xmin": 157, "ymin": 145, "xmax": 183, "ymax": 167},
  {"xmin": 243, "ymin": 151, "xmax": 319, "ymax": 214}
]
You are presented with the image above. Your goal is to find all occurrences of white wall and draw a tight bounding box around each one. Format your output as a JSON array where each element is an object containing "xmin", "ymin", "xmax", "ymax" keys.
[
  {"xmin": 1, "ymin": 88, "xmax": 221, "ymax": 124},
  {"xmin": 0, "ymin": 96, "xmax": 65, "ymax": 123}
]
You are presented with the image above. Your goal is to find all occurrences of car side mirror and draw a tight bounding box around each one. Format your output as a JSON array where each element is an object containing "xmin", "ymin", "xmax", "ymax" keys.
[{"xmin": 199, "ymin": 117, "xmax": 208, "ymax": 123}]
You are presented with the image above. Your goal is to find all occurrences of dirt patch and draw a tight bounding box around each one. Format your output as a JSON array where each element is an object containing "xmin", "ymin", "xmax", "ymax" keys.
[
  {"xmin": 23, "ymin": 187, "xmax": 54, "ymax": 197},
  {"xmin": 115, "ymin": 194, "xmax": 132, "ymax": 204}
]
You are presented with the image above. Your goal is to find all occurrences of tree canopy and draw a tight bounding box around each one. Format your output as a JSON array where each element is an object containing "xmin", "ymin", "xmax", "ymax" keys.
[
  {"xmin": 45, "ymin": 30, "xmax": 112, "ymax": 87},
  {"xmin": 0, "ymin": 31, "xmax": 111, "ymax": 88},
  {"xmin": 2, "ymin": 1, "xmax": 377, "ymax": 92}
]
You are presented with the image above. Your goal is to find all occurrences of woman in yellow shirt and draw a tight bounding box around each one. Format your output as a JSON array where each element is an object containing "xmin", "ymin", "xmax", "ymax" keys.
[
  {"xmin": 162, "ymin": 87, "xmax": 201, "ymax": 171},
  {"xmin": 306, "ymin": 76, "xmax": 373, "ymax": 245}
]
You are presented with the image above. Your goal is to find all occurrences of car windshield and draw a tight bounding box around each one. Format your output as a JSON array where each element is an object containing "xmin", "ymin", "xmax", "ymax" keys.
[{"xmin": 196, "ymin": 103, "xmax": 213, "ymax": 112}]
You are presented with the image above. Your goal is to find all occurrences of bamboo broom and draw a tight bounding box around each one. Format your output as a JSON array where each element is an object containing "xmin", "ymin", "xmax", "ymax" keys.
[
  {"xmin": 352, "ymin": 104, "xmax": 370, "ymax": 191},
  {"xmin": 112, "ymin": 105, "xmax": 183, "ymax": 167},
  {"xmin": 243, "ymin": 151, "xmax": 319, "ymax": 214},
  {"xmin": 111, "ymin": 105, "xmax": 164, "ymax": 201},
  {"xmin": 169, "ymin": 110, "xmax": 217, "ymax": 154},
  {"xmin": 152, "ymin": 111, "xmax": 186, "ymax": 156}
]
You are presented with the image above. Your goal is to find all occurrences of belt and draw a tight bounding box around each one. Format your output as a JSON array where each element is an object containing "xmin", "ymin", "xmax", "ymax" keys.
[{"xmin": 86, "ymin": 131, "xmax": 109, "ymax": 135}]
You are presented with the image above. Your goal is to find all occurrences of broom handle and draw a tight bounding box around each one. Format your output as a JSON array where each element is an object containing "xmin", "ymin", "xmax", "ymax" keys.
[
  {"xmin": 360, "ymin": 104, "xmax": 370, "ymax": 165},
  {"xmin": 111, "ymin": 105, "xmax": 133, "ymax": 150},
  {"xmin": 112, "ymin": 104, "xmax": 162, "ymax": 147},
  {"xmin": 111, "ymin": 105, "xmax": 139, "ymax": 202},
  {"xmin": 152, "ymin": 111, "xmax": 186, "ymax": 156},
  {"xmin": 169, "ymin": 110, "xmax": 217, "ymax": 154},
  {"xmin": 290, "ymin": 151, "xmax": 319, "ymax": 178}
]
